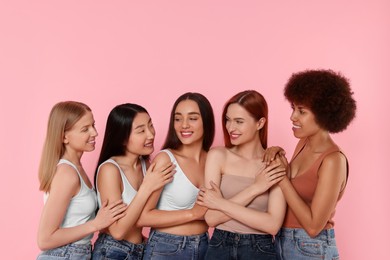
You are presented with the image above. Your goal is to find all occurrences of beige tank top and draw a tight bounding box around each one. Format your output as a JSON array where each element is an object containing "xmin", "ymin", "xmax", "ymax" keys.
[{"xmin": 217, "ymin": 174, "xmax": 269, "ymax": 234}]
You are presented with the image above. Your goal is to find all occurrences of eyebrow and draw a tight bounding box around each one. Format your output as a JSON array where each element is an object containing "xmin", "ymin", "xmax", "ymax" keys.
[
  {"xmin": 174, "ymin": 112, "xmax": 201, "ymax": 116},
  {"xmin": 134, "ymin": 118, "xmax": 152, "ymax": 130},
  {"xmin": 226, "ymin": 115, "xmax": 245, "ymax": 120}
]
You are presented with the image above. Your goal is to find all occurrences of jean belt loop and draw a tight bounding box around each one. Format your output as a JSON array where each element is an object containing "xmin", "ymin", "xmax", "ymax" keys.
[
  {"xmin": 326, "ymin": 229, "xmax": 332, "ymax": 245},
  {"xmin": 181, "ymin": 235, "xmax": 187, "ymax": 250},
  {"xmin": 251, "ymin": 234, "xmax": 256, "ymax": 248}
]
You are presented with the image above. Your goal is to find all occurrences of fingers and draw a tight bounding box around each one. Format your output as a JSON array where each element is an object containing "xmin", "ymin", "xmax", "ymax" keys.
[{"xmin": 106, "ymin": 199, "xmax": 125, "ymax": 210}]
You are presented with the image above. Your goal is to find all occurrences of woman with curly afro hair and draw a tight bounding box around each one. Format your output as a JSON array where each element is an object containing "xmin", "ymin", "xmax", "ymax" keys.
[{"xmin": 266, "ymin": 69, "xmax": 356, "ymax": 260}]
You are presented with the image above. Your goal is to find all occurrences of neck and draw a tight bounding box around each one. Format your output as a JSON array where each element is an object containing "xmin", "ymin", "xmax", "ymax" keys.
[
  {"xmin": 176, "ymin": 141, "xmax": 205, "ymax": 161},
  {"xmin": 115, "ymin": 153, "xmax": 141, "ymax": 169},
  {"xmin": 62, "ymin": 150, "xmax": 83, "ymax": 166},
  {"xmin": 233, "ymin": 139, "xmax": 265, "ymax": 159},
  {"xmin": 305, "ymin": 130, "xmax": 333, "ymax": 152}
]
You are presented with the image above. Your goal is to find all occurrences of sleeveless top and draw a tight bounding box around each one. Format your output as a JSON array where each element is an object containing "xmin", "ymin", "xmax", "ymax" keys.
[
  {"xmin": 44, "ymin": 159, "xmax": 97, "ymax": 244},
  {"xmin": 283, "ymin": 139, "xmax": 348, "ymax": 229},
  {"xmin": 156, "ymin": 149, "xmax": 199, "ymax": 210},
  {"xmin": 217, "ymin": 174, "xmax": 270, "ymax": 234},
  {"xmin": 96, "ymin": 158, "xmax": 147, "ymax": 206}
]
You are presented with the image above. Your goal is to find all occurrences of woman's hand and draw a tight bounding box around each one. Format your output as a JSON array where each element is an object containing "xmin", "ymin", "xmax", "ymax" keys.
[
  {"xmin": 197, "ymin": 181, "xmax": 224, "ymax": 211},
  {"xmin": 92, "ymin": 199, "xmax": 127, "ymax": 230},
  {"xmin": 141, "ymin": 162, "xmax": 175, "ymax": 192},
  {"xmin": 253, "ymin": 157, "xmax": 286, "ymax": 193},
  {"xmin": 263, "ymin": 146, "xmax": 286, "ymax": 166}
]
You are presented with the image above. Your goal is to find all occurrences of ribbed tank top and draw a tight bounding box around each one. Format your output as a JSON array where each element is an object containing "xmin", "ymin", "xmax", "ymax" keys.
[
  {"xmin": 283, "ymin": 140, "xmax": 348, "ymax": 229},
  {"xmin": 96, "ymin": 158, "xmax": 147, "ymax": 206},
  {"xmin": 44, "ymin": 159, "xmax": 97, "ymax": 244}
]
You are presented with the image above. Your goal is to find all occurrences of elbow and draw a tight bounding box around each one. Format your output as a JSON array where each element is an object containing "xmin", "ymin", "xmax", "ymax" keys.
[
  {"xmin": 204, "ymin": 215, "xmax": 217, "ymax": 228},
  {"xmin": 305, "ymin": 227, "xmax": 323, "ymax": 238},
  {"xmin": 37, "ymin": 237, "xmax": 51, "ymax": 251},
  {"xmin": 109, "ymin": 230, "xmax": 126, "ymax": 241}
]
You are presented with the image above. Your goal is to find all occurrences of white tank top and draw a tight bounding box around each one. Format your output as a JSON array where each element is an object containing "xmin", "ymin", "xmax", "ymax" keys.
[
  {"xmin": 96, "ymin": 158, "xmax": 147, "ymax": 206},
  {"xmin": 156, "ymin": 150, "xmax": 199, "ymax": 210},
  {"xmin": 43, "ymin": 159, "xmax": 97, "ymax": 244}
]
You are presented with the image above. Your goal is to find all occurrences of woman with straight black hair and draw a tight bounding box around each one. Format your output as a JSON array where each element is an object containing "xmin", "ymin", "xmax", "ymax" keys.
[{"xmin": 92, "ymin": 103, "xmax": 175, "ymax": 260}]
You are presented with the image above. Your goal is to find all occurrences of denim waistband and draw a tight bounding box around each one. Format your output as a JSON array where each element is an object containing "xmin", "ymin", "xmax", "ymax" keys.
[
  {"xmin": 277, "ymin": 228, "xmax": 335, "ymax": 241},
  {"xmin": 149, "ymin": 229, "xmax": 208, "ymax": 243},
  {"xmin": 214, "ymin": 228, "xmax": 273, "ymax": 242},
  {"xmin": 97, "ymin": 233, "xmax": 144, "ymax": 252}
]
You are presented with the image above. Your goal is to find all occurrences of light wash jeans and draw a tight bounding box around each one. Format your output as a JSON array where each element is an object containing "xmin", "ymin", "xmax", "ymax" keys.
[
  {"xmin": 143, "ymin": 230, "xmax": 208, "ymax": 260},
  {"xmin": 92, "ymin": 233, "xmax": 145, "ymax": 260},
  {"xmin": 36, "ymin": 243, "xmax": 91, "ymax": 260},
  {"xmin": 205, "ymin": 228, "xmax": 277, "ymax": 260},
  {"xmin": 275, "ymin": 228, "xmax": 339, "ymax": 260}
]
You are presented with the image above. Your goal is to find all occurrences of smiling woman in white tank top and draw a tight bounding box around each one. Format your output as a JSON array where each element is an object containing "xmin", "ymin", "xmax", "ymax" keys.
[{"xmin": 138, "ymin": 92, "xmax": 215, "ymax": 260}]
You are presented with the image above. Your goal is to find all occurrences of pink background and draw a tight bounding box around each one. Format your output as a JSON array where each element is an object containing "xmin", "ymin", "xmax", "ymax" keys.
[{"xmin": 1, "ymin": 1, "xmax": 388, "ymax": 259}]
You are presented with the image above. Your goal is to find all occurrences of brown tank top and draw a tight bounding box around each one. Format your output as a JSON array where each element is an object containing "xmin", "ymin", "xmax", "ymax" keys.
[
  {"xmin": 217, "ymin": 174, "xmax": 269, "ymax": 234},
  {"xmin": 283, "ymin": 139, "xmax": 348, "ymax": 229}
]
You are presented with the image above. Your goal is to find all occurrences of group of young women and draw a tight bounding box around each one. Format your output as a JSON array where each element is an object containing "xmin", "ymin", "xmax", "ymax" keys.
[{"xmin": 36, "ymin": 69, "xmax": 357, "ymax": 260}]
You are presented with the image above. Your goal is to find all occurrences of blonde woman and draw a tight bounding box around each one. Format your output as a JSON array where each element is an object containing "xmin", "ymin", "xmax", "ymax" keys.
[{"xmin": 37, "ymin": 101, "xmax": 126, "ymax": 260}]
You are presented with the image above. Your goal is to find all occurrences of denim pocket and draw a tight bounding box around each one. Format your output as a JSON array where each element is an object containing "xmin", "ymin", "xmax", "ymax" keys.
[
  {"xmin": 208, "ymin": 234, "xmax": 224, "ymax": 248},
  {"xmin": 255, "ymin": 240, "xmax": 276, "ymax": 255},
  {"xmin": 295, "ymin": 239, "xmax": 324, "ymax": 258},
  {"xmin": 150, "ymin": 240, "xmax": 182, "ymax": 256},
  {"xmin": 100, "ymin": 246, "xmax": 129, "ymax": 260}
]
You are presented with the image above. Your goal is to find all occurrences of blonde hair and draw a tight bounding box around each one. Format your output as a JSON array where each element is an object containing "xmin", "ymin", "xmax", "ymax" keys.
[{"xmin": 38, "ymin": 101, "xmax": 91, "ymax": 192}]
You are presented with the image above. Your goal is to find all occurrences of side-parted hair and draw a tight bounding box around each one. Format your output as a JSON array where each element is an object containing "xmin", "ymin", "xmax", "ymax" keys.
[
  {"xmin": 38, "ymin": 101, "xmax": 91, "ymax": 192},
  {"xmin": 162, "ymin": 92, "xmax": 215, "ymax": 152},
  {"xmin": 94, "ymin": 103, "xmax": 149, "ymax": 188},
  {"xmin": 284, "ymin": 69, "xmax": 356, "ymax": 133},
  {"xmin": 222, "ymin": 90, "xmax": 268, "ymax": 149}
]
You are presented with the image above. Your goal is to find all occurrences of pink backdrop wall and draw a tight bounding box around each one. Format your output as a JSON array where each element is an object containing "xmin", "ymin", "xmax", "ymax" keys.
[{"xmin": 1, "ymin": 1, "xmax": 388, "ymax": 259}]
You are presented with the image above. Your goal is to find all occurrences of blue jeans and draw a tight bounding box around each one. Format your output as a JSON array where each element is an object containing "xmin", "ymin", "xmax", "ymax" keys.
[
  {"xmin": 92, "ymin": 233, "xmax": 145, "ymax": 260},
  {"xmin": 36, "ymin": 243, "xmax": 91, "ymax": 260},
  {"xmin": 143, "ymin": 230, "xmax": 209, "ymax": 260},
  {"xmin": 205, "ymin": 228, "xmax": 276, "ymax": 260},
  {"xmin": 275, "ymin": 228, "xmax": 339, "ymax": 260}
]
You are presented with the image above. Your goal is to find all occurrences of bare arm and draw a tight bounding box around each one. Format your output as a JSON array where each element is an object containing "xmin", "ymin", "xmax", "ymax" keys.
[
  {"xmin": 201, "ymin": 182, "xmax": 286, "ymax": 235},
  {"xmin": 97, "ymin": 161, "xmax": 174, "ymax": 240},
  {"xmin": 278, "ymin": 152, "xmax": 347, "ymax": 237},
  {"xmin": 202, "ymin": 148, "xmax": 286, "ymax": 227},
  {"xmin": 137, "ymin": 152, "xmax": 206, "ymax": 228},
  {"xmin": 37, "ymin": 165, "xmax": 126, "ymax": 251}
]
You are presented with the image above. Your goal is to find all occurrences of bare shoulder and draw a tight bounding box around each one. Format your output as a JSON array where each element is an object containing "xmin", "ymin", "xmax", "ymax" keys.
[
  {"xmin": 152, "ymin": 150, "xmax": 172, "ymax": 167},
  {"xmin": 51, "ymin": 164, "xmax": 80, "ymax": 196},
  {"xmin": 322, "ymin": 151, "xmax": 347, "ymax": 169},
  {"xmin": 207, "ymin": 146, "xmax": 228, "ymax": 160},
  {"xmin": 97, "ymin": 162, "xmax": 121, "ymax": 181},
  {"xmin": 54, "ymin": 164, "xmax": 80, "ymax": 186}
]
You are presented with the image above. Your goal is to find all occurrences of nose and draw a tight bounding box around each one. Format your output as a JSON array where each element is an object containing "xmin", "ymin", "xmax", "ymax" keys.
[
  {"xmin": 91, "ymin": 127, "xmax": 98, "ymax": 137},
  {"xmin": 146, "ymin": 127, "xmax": 155, "ymax": 139},
  {"xmin": 290, "ymin": 110, "xmax": 297, "ymax": 122},
  {"xmin": 181, "ymin": 118, "xmax": 190, "ymax": 129}
]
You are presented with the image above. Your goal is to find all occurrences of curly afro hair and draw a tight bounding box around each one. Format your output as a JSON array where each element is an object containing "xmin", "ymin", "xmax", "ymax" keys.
[{"xmin": 284, "ymin": 69, "xmax": 356, "ymax": 133}]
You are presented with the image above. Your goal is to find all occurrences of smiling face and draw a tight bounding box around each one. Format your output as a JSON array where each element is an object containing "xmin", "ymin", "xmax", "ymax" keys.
[
  {"xmin": 225, "ymin": 103, "xmax": 264, "ymax": 146},
  {"xmin": 125, "ymin": 112, "xmax": 155, "ymax": 156},
  {"xmin": 173, "ymin": 99, "xmax": 204, "ymax": 146},
  {"xmin": 63, "ymin": 111, "xmax": 98, "ymax": 153},
  {"xmin": 290, "ymin": 103, "xmax": 322, "ymax": 138}
]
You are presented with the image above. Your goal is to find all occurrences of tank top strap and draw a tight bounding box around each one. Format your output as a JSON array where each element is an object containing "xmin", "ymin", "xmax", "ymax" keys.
[
  {"xmin": 140, "ymin": 157, "xmax": 147, "ymax": 176},
  {"xmin": 58, "ymin": 159, "xmax": 88, "ymax": 189},
  {"xmin": 159, "ymin": 149, "xmax": 176, "ymax": 162}
]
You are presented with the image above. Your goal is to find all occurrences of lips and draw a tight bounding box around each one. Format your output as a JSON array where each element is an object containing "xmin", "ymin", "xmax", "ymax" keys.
[
  {"xmin": 229, "ymin": 133, "xmax": 240, "ymax": 140},
  {"xmin": 180, "ymin": 131, "xmax": 193, "ymax": 138},
  {"xmin": 144, "ymin": 141, "xmax": 154, "ymax": 147}
]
